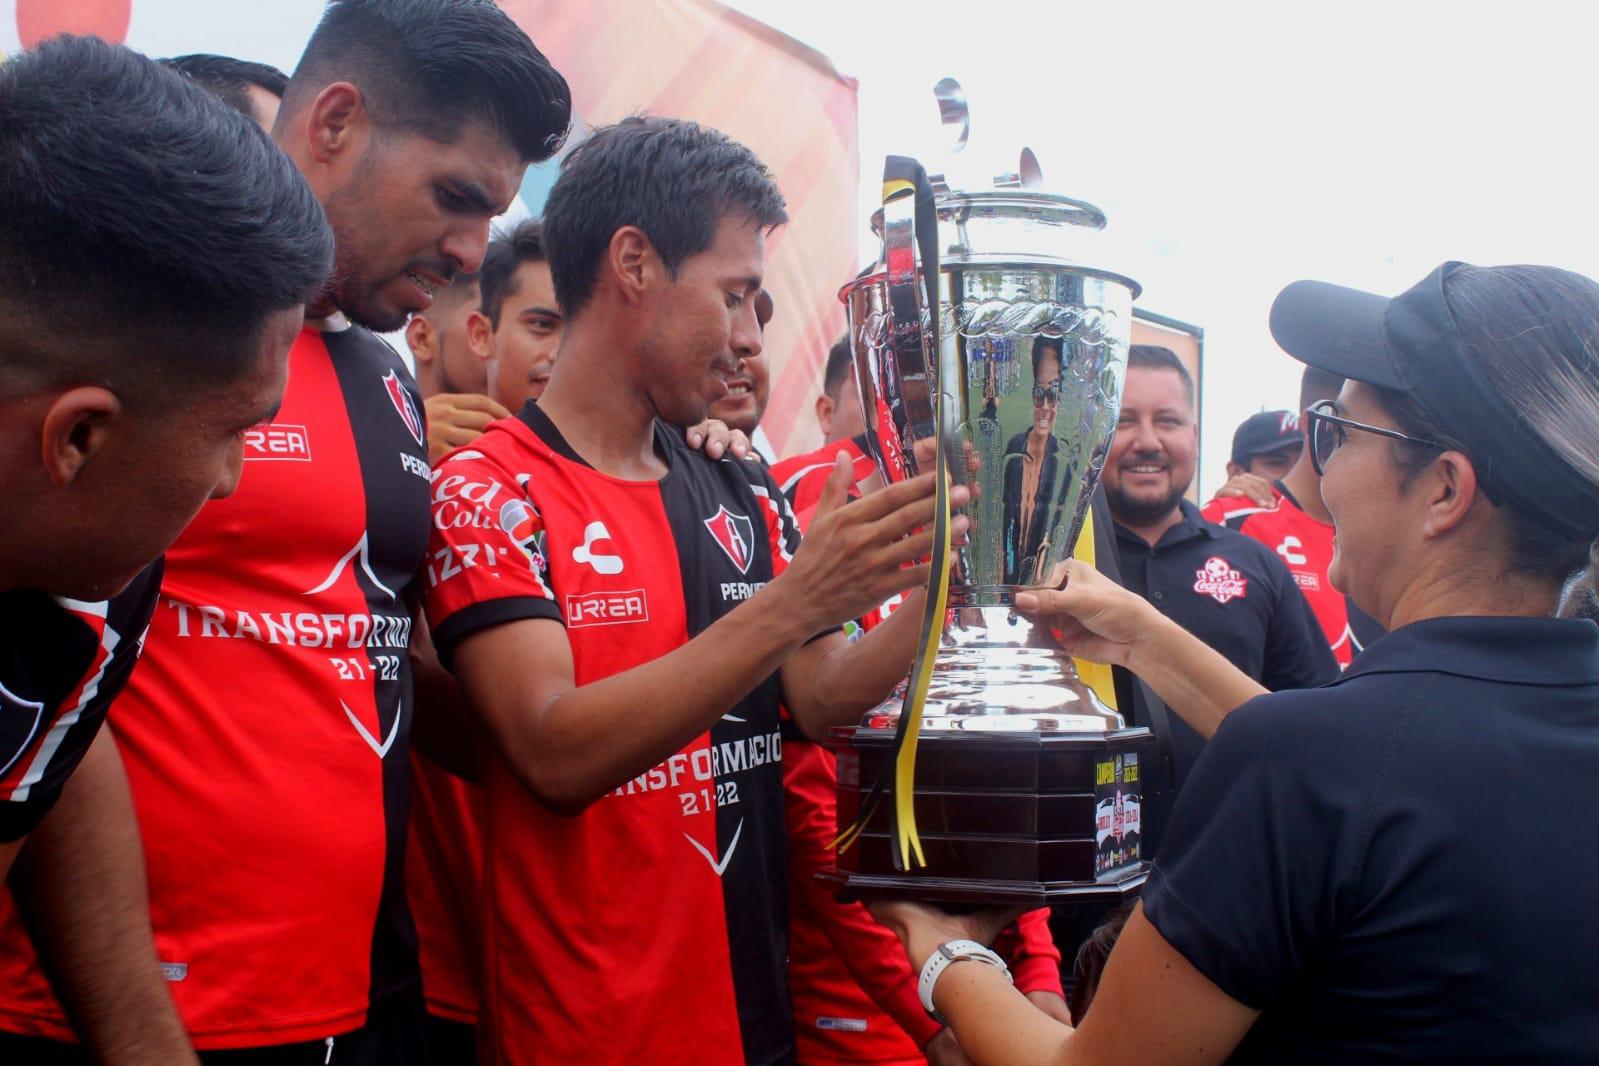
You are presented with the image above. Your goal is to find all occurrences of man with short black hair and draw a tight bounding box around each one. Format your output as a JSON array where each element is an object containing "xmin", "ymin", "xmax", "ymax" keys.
[
  {"xmin": 425, "ymin": 115, "xmax": 955, "ymax": 1065},
  {"xmin": 817, "ymin": 333, "xmax": 868, "ymax": 445},
  {"xmin": 1205, "ymin": 366, "xmax": 1386, "ymax": 665},
  {"xmin": 0, "ymin": 2, "xmax": 572, "ymax": 1061},
  {"xmin": 0, "ymin": 35, "xmax": 331, "ymax": 1064},
  {"xmin": 1103, "ymin": 345, "xmax": 1337, "ymax": 786},
  {"xmin": 469, "ymin": 218, "xmax": 565, "ymax": 410},
  {"xmin": 407, "ymin": 271, "xmax": 515, "ymax": 463},
  {"xmin": 1225, "ymin": 409, "xmax": 1302, "ymax": 482},
  {"xmin": 771, "ymin": 333, "xmax": 879, "ymax": 527},
  {"xmin": 162, "ymin": 53, "xmax": 288, "ymax": 127}
]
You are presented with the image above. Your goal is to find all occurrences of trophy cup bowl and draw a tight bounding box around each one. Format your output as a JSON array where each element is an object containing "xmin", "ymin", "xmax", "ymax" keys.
[{"xmin": 826, "ymin": 188, "xmax": 1156, "ymax": 906}]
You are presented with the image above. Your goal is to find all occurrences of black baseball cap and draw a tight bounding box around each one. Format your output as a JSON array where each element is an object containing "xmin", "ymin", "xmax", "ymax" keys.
[
  {"xmin": 1269, "ymin": 262, "xmax": 1599, "ymax": 540},
  {"xmin": 1231, "ymin": 410, "xmax": 1302, "ymax": 466}
]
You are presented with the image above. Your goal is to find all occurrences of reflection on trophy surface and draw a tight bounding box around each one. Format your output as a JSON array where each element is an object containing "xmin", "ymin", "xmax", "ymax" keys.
[
  {"xmin": 826, "ymin": 81, "xmax": 1157, "ymax": 905},
  {"xmin": 844, "ymin": 191, "xmax": 1137, "ymax": 732}
]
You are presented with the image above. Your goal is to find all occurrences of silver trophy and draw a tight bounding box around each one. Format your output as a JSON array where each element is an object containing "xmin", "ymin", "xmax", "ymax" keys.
[{"xmin": 828, "ymin": 82, "xmax": 1155, "ymax": 904}]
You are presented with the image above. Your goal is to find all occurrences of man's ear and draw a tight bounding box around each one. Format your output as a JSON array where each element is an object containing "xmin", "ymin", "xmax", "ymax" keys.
[
  {"xmin": 406, "ymin": 316, "xmax": 435, "ymax": 365},
  {"xmin": 607, "ymin": 226, "xmax": 654, "ymax": 306},
  {"xmin": 40, "ymin": 387, "xmax": 121, "ymax": 486},
  {"xmin": 303, "ymin": 82, "xmax": 368, "ymax": 168},
  {"xmin": 1421, "ymin": 451, "xmax": 1481, "ymax": 540},
  {"xmin": 815, "ymin": 394, "xmax": 834, "ymax": 438},
  {"xmin": 466, "ymin": 311, "xmax": 495, "ymax": 361},
  {"xmin": 1225, "ymin": 460, "xmax": 1244, "ymax": 479}
]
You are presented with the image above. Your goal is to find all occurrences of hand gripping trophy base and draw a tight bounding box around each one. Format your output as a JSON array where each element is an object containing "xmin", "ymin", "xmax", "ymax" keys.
[{"xmin": 824, "ymin": 601, "xmax": 1155, "ymax": 906}]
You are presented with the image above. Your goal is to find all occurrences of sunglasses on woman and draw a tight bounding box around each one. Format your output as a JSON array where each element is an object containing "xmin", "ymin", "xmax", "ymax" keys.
[
  {"xmin": 1033, "ymin": 381, "xmax": 1062, "ymax": 405},
  {"xmin": 1303, "ymin": 399, "xmax": 1443, "ymax": 476}
]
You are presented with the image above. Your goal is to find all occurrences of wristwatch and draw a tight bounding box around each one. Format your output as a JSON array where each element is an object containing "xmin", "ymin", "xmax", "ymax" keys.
[{"xmin": 917, "ymin": 939, "xmax": 1013, "ymax": 1021}]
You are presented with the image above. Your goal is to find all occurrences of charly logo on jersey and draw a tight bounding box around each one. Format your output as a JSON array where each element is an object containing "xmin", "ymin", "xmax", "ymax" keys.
[
  {"xmin": 703, "ymin": 506, "xmax": 756, "ymax": 574},
  {"xmin": 381, "ymin": 369, "xmax": 425, "ymax": 448},
  {"xmin": 0, "ymin": 680, "xmax": 45, "ymax": 779},
  {"xmin": 571, "ymin": 521, "xmax": 623, "ymax": 575},
  {"xmin": 1194, "ymin": 556, "xmax": 1249, "ymax": 604}
]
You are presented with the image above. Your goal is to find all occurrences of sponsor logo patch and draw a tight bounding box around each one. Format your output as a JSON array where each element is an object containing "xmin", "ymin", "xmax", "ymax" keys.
[
  {"xmin": 566, "ymin": 588, "xmax": 649, "ymax": 627},
  {"xmin": 1193, "ymin": 556, "xmax": 1249, "ymax": 604},
  {"xmin": 571, "ymin": 521, "xmax": 623, "ymax": 575},
  {"xmin": 243, "ymin": 424, "xmax": 311, "ymax": 462},
  {"xmin": 703, "ymin": 505, "xmax": 756, "ymax": 574}
]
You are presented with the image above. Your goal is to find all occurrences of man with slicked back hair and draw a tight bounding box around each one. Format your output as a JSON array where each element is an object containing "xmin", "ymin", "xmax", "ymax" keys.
[
  {"xmin": 0, "ymin": 3, "xmax": 571, "ymax": 1062},
  {"xmin": 0, "ymin": 36, "xmax": 331, "ymax": 1066}
]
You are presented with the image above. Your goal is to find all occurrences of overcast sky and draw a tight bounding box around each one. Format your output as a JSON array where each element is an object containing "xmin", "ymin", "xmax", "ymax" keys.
[
  {"xmin": 8, "ymin": 0, "xmax": 1593, "ymax": 492},
  {"xmin": 726, "ymin": 0, "xmax": 1599, "ymax": 493}
]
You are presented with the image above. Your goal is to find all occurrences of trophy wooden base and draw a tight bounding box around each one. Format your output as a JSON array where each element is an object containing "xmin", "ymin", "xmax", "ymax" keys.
[{"xmin": 824, "ymin": 726, "xmax": 1156, "ymax": 907}]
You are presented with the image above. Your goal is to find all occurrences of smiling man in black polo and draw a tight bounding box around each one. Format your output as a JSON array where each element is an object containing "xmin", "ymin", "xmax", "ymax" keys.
[{"xmin": 1102, "ymin": 346, "xmax": 1337, "ymax": 785}]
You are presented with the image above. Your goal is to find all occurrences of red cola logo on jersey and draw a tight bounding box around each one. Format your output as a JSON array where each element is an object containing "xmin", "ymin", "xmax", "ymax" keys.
[
  {"xmin": 381, "ymin": 369, "xmax": 425, "ymax": 448},
  {"xmin": 703, "ymin": 506, "xmax": 756, "ymax": 574},
  {"xmin": 1194, "ymin": 556, "xmax": 1249, "ymax": 604}
]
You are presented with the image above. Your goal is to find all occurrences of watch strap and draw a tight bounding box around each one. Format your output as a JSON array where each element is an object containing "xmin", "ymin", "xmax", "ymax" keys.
[{"xmin": 918, "ymin": 939, "xmax": 1013, "ymax": 1020}]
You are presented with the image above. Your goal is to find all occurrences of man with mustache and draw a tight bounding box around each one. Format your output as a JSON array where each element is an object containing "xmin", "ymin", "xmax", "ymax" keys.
[
  {"xmin": 0, "ymin": 1, "xmax": 572, "ymax": 1060},
  {"xmin": 1102, "ymin": 346, "xmax": 1336, "ymax": 788}
]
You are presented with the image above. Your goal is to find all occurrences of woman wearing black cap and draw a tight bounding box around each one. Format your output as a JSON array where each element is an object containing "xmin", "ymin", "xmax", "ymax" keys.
[{"xmin": 873, "ymin": 262, "xmax": 1599, "ymax": 1064}]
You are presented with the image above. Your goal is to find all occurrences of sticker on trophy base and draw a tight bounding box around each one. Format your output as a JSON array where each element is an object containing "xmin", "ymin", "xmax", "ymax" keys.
[{"xmin": 1093, "ymin": 752, "xmax": 1142, "ymax": 876}]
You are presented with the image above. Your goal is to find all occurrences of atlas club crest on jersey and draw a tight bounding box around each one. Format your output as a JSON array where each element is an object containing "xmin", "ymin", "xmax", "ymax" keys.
[
  {"xmin": 1194, "ymin": 556, "xmax": 1249, "ymax": 604},
  {"xmin": 0, "ymin": 680, "xmax": 44, "ymax": 779},
  {"xmin": 704, "ymin": 506, "xmax": 756, "ymax": 574},
  {"xmin": 382, "ymin": 369, "xmax": 425, "ymax": 447}
]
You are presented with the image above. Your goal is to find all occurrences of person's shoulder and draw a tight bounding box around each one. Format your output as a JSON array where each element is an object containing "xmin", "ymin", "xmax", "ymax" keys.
[
  {"xmin": 1212, "ymin": 680, "xmax": 1401, "ymax": 766},
  {"xmin": 433, "ymin": 418, "xmax": 547, "ymax": 492},
  {"xmin": 1200, "ymin": 518, "xmax": 1296, "ymax": 578},
  {"xmin": 321, "ymin": 320, "xmax": 409, "ymax": 369},
  {"xmin": 770, "ymin": 441, "xmax": 838, "ymax": 486},
  {"xmin": 1200, "ymin": 493, "xmax": 1278, "ymax": 527}
]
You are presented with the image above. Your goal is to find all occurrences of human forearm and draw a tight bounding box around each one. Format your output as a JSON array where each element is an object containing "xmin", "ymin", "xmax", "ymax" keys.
[
  {"xmin": 908, "ymin": 933, "xmax": 1071, "ymax": 1066},
  {"xmin": 9, "ymin": 731, "xmax": 195, "ymax": 1065},
  {"xmin": 788, "ymin": 590, "xmax": 924, "ymax": 737},
  {"xmin": 1015, "ymin": 562, "xmax": 1266, "ymax": 742},
  {"xmin": 1123, "ymin": 613, "xmax": 1267, "ymax": 740},
  {"xmin": 464, "ymin": 583, "xmax": 818, "ymax": 812}
]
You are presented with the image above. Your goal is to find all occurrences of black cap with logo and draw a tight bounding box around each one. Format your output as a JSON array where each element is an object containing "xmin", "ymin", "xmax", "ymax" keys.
[
  {"xmin": 1230, "ymin": 410, "xmax": 1302, "ymax": 467},
  {"xmin": 1269, "ymin": 261, "xmax": 1599, "ymax": 540}
]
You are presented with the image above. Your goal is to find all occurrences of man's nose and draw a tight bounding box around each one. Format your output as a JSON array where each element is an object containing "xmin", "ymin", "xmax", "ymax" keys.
[
  {"xmin": 731, "ymin": 302, "xmax": 763, "ymax": 359},
  {"xmin": 441, "ymin": 220, "xmax": 492, "ymax": 276}
]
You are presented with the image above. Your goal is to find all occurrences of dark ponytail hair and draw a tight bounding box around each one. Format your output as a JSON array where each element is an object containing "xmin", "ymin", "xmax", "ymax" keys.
[{"xmin": 1371, "ymin": 265, "xmax": 1599, "ymax": 584}]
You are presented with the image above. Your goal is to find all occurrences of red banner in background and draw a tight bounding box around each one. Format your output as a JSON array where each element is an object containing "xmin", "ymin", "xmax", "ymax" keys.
[{"xmin": 498, "ymin": 0, "xmax": 861, "ymax": 460}]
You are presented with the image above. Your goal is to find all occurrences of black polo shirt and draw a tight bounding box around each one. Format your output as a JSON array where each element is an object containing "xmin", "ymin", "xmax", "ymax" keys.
[
  {"xmin": 1142, "ymin": 615, "xmax": 1599, "ymax": 1062},
  {"xmin": 1113, "ymin": 500, "xmax": 1338, "ymax": 784}
]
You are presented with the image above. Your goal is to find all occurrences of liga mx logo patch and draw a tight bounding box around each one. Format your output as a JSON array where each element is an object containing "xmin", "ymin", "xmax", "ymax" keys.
[
  {"xmin": 704, "ymin": 506, "xmax": 756, "ymax": 574},
  {"xmin": 381, "ymin": 369, "xmax": 425, "ymax": 447}
]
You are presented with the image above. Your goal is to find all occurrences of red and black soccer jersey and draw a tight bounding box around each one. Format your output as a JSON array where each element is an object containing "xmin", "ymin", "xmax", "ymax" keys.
[
  {"xmin": 425, "ymin": 404, "xmax": 802, "ymax": 1066},
  {"xmin": 771, "ymin": 434, "xmax": 876, "ymax": 531},
  {"xmin": 0, "ymin": 322, "xmax": 430, "ymax": 1049},
  {"xmin": 1201, "ymin": 483, "xmax": 1385, "ymax": 667},
  {"xmin": 785, "ymin": 736, "xmax": 1064, "ymax": 1064},
  {"xmin": 0, "ymin": 561, "xmax": 161, "ymax": 842},
  {"xmin": 405, "ymin": 753, "xmax": 483, "ymax": 1026}
]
